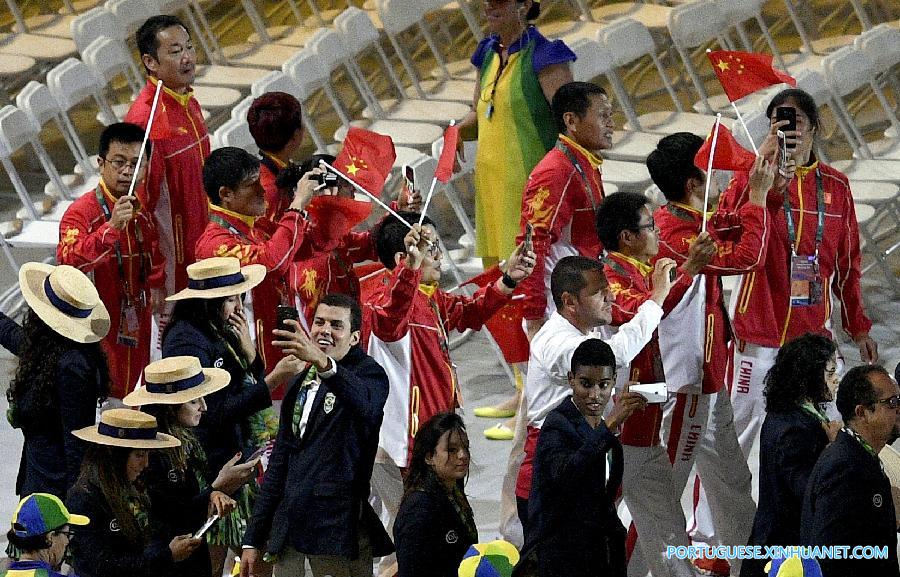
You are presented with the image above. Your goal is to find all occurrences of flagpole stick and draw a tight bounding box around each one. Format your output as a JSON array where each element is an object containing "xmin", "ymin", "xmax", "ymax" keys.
[
  {"xmin": 418, "ymin": 177, "xmax": 439, "ymax": 226},
  {"xmin": 318, "ymin": 160, "xmax": 414, "ymax": 229},
  {"xmin": 127, "ymin": 80, "xmax": 164, "ymax": 199},
  {"xmin": 702, "ymin": 113, "xmax": 722, "ymax": 234},
  {"xmin": 730, "ymin": 102, "xmax": 759, "ymax": 155}
]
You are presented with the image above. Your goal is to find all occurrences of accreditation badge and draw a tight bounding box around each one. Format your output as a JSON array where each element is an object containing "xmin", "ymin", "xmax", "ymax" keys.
[
  {"xmin": 116, "ymin": 302, "xmax": 140, "ymax": 347},
  {"xmin": 789, "ymin": 254, "xmax": 822, "ymax": 307}
]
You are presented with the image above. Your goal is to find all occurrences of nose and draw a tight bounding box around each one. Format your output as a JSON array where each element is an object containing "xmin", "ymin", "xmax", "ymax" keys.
[{"xmin": 199, "ymin": 398, "xmax": 207, "ymax": 412}]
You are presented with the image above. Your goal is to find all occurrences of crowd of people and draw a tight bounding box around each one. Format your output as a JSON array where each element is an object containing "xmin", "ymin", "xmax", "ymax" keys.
[{"xmin": 0, "ymin": 2, "xmax": 897, "ymax": 577}]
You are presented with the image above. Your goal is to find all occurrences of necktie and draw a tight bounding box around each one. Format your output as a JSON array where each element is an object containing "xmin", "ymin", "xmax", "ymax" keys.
[{"xmin": 292, "ymin": 367, "xmax": 317, "ymax": 436}]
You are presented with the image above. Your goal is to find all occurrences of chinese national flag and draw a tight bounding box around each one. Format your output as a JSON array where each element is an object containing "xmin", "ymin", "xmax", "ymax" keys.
[
  {"xmin": 707, "ymin": 50, "xmax": 796, "ymax": 102},
  {"xmin": 694, "ymin": 122, "xmax": 756, "ymax": 172},
  {"xmin": 434, "ymin": 124, "xmax": 459, "ymax": 183},
  {"xmin": 334, "ymin": 127, "xmax": 396, "ymax": 196},
  {"xmin": 356, "ymin": 262, "xmax": 390, "ymax": 304},
  {"xmin": 463, "ymin": 267, "xmax": 530, "ymax": 364}
]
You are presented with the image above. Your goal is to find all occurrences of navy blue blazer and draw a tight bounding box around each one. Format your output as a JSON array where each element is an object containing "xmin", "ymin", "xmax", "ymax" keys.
[
  {"xmin": 162, "ymin": 319, "xmax": 271, "ymax": 476},
  {"xmin": 243, "ymin": 346, "xmax": 393, "ymax": 558},
  {"xmin": 520, "ymin": 397, "xmax": 626, "ymax": 577},
  {"xmin": 742, "ymin": 407, "xmax": 828, "ymax": 577},
  {"xmin": 801, "ymin": 430, "xmax": 900, "ymax": 577}
]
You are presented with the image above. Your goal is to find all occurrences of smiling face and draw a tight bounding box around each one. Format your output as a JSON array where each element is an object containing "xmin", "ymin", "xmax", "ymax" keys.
[
  {"xmin": 142, "ymin": 25, "xmax": 196, "ymax": 91},
  {"xmin": 426, "ymin": 428, "xmax": 471, "ymax": 487},
  {"xmin": 568, "ymin": 364, "xmax": 617, "ymax": 421},
  {"xmin": 176, "ymin": 397, "xmax": 207, "ymax": 428},
  {"xmin": 310, "ymin": 303, "xmax": 359, "ymax": 362},
  {"xmin": 568, "ymin": 93, "xmax": 615, "ymax": 152}
]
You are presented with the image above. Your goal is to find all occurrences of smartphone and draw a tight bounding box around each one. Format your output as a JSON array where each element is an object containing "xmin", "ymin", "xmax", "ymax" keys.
[
  {"xmin": 777, "ymin": 130, "xmax": 789, "ymax": 177},
  {"xmin": 276, "ymin": 304, "xmax": 299, "ymax": 333},
  {"xmin": 244, "ymin": 446, "xmax": 267, "ymax": 464},
  {"xmin": 631, "ymin": 382, "xmax": 667, "ymax": 404},
  {"xmin": 193, "ymin": 514, "xmax": 219, "ymax": 539},
  {"xmin": 668, "ymin": 267, "xmax": 676, "ymax": 283},
  {"xmin": 403, "ymin": 164, "xmax": 415, "ymax": 201},
  {"xmin": 523, "ymin": 222, "xmax": 533, "ymax": 253},
  {"xmin": 775, "ymin": 107, "xmax": 796, "ymax": 149}
]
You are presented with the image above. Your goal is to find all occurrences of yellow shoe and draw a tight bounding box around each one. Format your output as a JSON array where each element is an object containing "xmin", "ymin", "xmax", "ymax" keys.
[
  {"xmin": 473, "ymin": 407, "xmax": 516, "ymax": 418},
  {"xmin": 484, "ymin": 424, "xmax": 514, "ymax": 441}
]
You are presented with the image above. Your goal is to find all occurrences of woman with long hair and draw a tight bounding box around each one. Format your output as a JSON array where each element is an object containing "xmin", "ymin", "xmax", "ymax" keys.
[
  {"xmin": 66, "ymin": 409, "xmax": 200, "ymax": 577},
  {"xmin": 162, "ymin": 257, "xmax": 298, "ymax": 574},
  {"xmin": 125, "ymin": 356, "xmax": 243, "ymax": 577},
  {"xmin": 5, "ymin": 263, "xmax": 111, "ymax": 498},
  {"xmin": 742, "ymin": 333, "xmax": 840, "ymax": 577},
  {"xmin": 394, "ymin": 412, "xmax": 478, "ymax": 577}
]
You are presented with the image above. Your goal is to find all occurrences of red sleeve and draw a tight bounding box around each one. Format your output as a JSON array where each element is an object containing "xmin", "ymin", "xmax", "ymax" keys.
[
  {"xmin": 439, "ymin": 282, "xmax": 511, "ymax": 332},
  {"xmin": 516, "ymin": 158, "xmax": 575, "ymax": 320},
  {"xmin": 198, "ymin": 212, "xmax": 307, "ymax": 275},
  {"xmin": 57, "ymin": 200, "xmax": 120, "ymax": 271},
  {"xmin": 606, "ymin": 268, "xmax": 649, "ymax": 326},
  {"xmin": 140, "ymin": 214, "xmax": 167, "ymax": 289},
  {"xmin": 367, "ymin": 266, "xmax": 422, "ymax": 342},
  {"xmin": 832, "ymin": 179, "xmax": 871, "ymax": 338},
  {"xmin": 344, "ymin": 231, "xmax": 377, "ymax": 264}
]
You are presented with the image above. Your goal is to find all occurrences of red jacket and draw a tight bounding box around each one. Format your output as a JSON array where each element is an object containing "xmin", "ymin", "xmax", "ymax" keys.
[
  {"xmin": 716, "ymin": 160, "xmax": 871, "ymax": 347},
  {"xmin": 517, "ymin": 135, "xmax": 605, "ymax": 320},
  {"xmin": 256, "ymin": 153, "xmax": 292, "ymax": 235},
  {"xmin": 125, "ymin": 79, "xmax": 210, "ymax": 292},
  {"xmin": 362, "ymin": 266, "xmax": 510, "ymax": 467},
  {"xmin": 194, "ymin": 204, "xmax": 308, "ymax": 397},
  {"xmin": 58, "ymin": 183, "xmax": 166, "ymax": 398},
  {"xmin": 655, "ymin": 202, "xmax": 769, "ymax": 393}
]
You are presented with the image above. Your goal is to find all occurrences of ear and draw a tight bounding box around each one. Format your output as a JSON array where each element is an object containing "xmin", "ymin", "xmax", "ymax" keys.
[
  {"xmin": 618, "ymin": 228, "xmax": 634, "ymax": 249},
  {"xmin": 349, "ymin": 330, "xmax": 360, "ymax": 347},
  {"xmin": 425, "ymin": 451, "xmax": 434, "ymax": 466},
  {"xmin": 141, "ymin": 53, "xmax": 158, "ymax": 75},
  {"xmin": 560, "ymin": 290, "xmax": 578, "ymax": 311},
  {"xmin": 218, "ymin": 185, "xmax": 233, "ymax": 203},
  {"xmin": 854, "ymin": 403, "xmax": 869, "ymax": 421},
  {"xmin": 562, "ymin": 111, "xmax": 578, "ymax": 134},
  {"xmin": 686, "ymin": 175, "xmax": 704, "ymax": 199},
  {"xmin": 567, "ymin": 371, "xmax": 575, "ymax": 386}
]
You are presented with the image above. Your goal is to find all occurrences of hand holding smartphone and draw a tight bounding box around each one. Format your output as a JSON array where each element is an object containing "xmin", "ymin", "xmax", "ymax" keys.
[
  {"xmin": 523, "ymin": 222, "xmax": 534, "ymax": 254},
  {"xmin": 775, "ymin": 107, "xmax": 797, "ymax": 150},
  {"xmin": 403, "ymin": 165, "xmax": 415, "ymax": 204},
  {"xmin": 276, "ymin": 304, "xmax": 299, "ymax": 333}
]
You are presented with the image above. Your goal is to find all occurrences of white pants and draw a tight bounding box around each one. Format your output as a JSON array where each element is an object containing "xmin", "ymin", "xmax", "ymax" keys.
[{"xmin": 369, "ymin": 457, "xmax": 403, "ymax": 572}]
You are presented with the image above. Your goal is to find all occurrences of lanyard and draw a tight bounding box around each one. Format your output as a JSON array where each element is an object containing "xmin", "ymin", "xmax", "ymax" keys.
[
  {"xmin": 426, "ymin": 295, "xmax": 450, "ymax": 355},
  {"xmin": 843, "ymin": 427, "xmax": 877, "ymax": 457},
  {"xmin": 95, "ymin": 187, "xmax": 146, "ymax": 305},
  {"xmin": 799, "ymin": 400, "xmax": 828, "ymax": 424},
  {"xmin": 555, "ymin": 139, "xmax": 599, "ymax": 213},
  {"xmin": 783, "ymin": 169, "xmax": 824, "ymax": 258}
]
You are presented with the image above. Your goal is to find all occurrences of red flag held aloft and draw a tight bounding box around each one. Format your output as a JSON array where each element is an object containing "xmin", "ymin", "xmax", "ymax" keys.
[
  {"xmin": 334, "ymin": 127, "xmax": 396, "ymax": 196},
  {"xmin": 434, "ymin": 124, "xmax": 460, "ymax": 183},
  {"xmin": 463, "ymin": 266, "xmax": 530, "ymax": 364},
  {"xmin": 694, "ymin": 122, "xmax": 756, "ymax": 172},
  {"xmin": 707, "ymin": 50, "xmax": 796, "ymax": 102}
]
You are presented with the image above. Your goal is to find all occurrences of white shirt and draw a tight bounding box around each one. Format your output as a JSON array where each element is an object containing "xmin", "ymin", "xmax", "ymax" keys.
[
  {"xmin": 524, "ymin": 301, "xmax": 664, "ymax": 428},
  {"xmin": 297, "ymin": 357, "xmax": 337, "ymax": 439}
]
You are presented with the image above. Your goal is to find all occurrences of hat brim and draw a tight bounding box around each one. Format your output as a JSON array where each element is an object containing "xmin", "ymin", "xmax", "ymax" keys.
[
  {"xmin": 19, "ymin": 263, "xmax": 110, "ymax": 344},
  {"xmin": 65, "ymin": 513, "xmax": 90, "ymax": 527},
  {"xmin": 122, "ymin": 367, "xmax": 230, "ymax": 406},
  {"xmin": 71, "ymin": 426, "xmax": 181, "ymax": 449},
  {"xmin": 165, "ymin": 264, "xmax": 267, "ymax": 301}
]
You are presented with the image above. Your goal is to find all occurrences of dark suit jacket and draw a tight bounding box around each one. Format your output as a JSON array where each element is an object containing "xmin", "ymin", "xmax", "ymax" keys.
[
  {"xmin": 519, "ymin": 397, "xmax": 626, "ymax": 577},
  {"xmin": 243, "ymin": 346, "xmax": 393, "ymax": 558},
  {"xmin": 801, "ymin": 430, "xmax": 900, "ymax": 577},
  {"xmin": 66, "ymin": 482, "xmax": 174, "ymax": 577},
  {"xmin": 394, "ymin": 476, "xmax": 477, "ymax": 577},
  {"xmin": 163, "ymin": 319, "xmax": 271, "ymax": 476},
  {"xmin": 742, "ymin": 408, "xmax": 829, "ymax": 577}
]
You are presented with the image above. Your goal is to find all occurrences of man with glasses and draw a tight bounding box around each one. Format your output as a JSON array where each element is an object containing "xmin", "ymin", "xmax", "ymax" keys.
[
  {"xmin": 594, "ymin": 191, "xmax": 715, "ymax": 577},
  {"xmin": 802, "ymin": 365, "xmax": 900, "ymax": 577},
  {"xmin": 57, "ymin": 122, "xmax": 166, "ymax": 400},
  {"xmin": 125, "ymin": 15, "xmax": 209, "ymax": 297},
  {"xmin": 3, "ymin": 493, "xmax": 90, "ymax": 577}
]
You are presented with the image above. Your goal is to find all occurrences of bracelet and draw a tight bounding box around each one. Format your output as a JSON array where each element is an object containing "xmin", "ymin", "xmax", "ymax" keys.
[
  {"xmin": 501, "ymin": 273, "xmax": 518, "ymax": 289},
  {"xmin": 285, "ymin": 207, "xmax": 307, "ymax": 219}
]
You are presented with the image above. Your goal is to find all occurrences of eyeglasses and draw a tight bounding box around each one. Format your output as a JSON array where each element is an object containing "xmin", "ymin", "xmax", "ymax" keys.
[
  {"xmin": 426, "ymin": 242, "xmax": 442, "ymax": 258},
  {"xmin": 874, "ymin": 395, "xmax": 900, "ymax": 409},
  {"xmin": 55, "ymin": 530, "xmax": 75, "ymax": 539},
  {"xmin": 632, "ymin": 217, "xmax": 656, "ymax": 232},
  {"xmin": 102, "ymin": 157, "xmax": 141, "ymax": 172}
]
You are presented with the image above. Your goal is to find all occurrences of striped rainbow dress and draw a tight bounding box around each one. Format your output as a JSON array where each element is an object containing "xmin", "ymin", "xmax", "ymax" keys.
[{"xmin": 471, "ymin": 27, "xmax": 575, "ymax": 260}]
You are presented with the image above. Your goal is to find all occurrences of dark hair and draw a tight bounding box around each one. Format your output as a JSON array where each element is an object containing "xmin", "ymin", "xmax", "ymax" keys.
[
  {"xmin": 518, "ymin": 0, "xmax": 540, "ymax": 21},
  {"xmin": 551, "ymin": 81, "xmax": 607, "ymax": 134},
  {"xmin": 374, "ymin": 212, "xmax": 435, "ymax": 269},
  {"xmin": 550, "ymin": 255, "xmax": 605, "ymax": 309},
  {"xmin": 6, "ymin": 529, "xmax": 52, "ymax": 553},
  {"xmin": 8, "ymin": 309, "xmax": 109, "ymax": 430},
  {"xmin": 763, "ymin": 333, "xmax": 837, "ymax": 413},
  {"xmin": 595, "ymin": 191, "xmax": 649, "ymax": 252},
  {"xmin": 765, "ymin": 88, "xmax": 820, "ymax": 132},
  {"xmin": 404, "ymin": 412, "xmax": 469, "ymax": 496},
  {"xmin": 163, "ymin": 296, "xmax": 248, "ymax": 365},
  {"xmin": 99, "ymin": 122, "xmax": 150, "ymax": 159},
  {"xmin": 247, "ymin": 92, "xmax": 303, "ymax": 153},
  {"xmin": 317, "ymin": 293, "xmax": 362, "ymax": 333},
  {"xmin": 136, "ymin": 15, "xmax": 189, "ymax": 73},
  {"xmin": 72, "ymin": 444, "xmax": 150, "ymax": 545},
  {"xmin": 646, "ymin": 132, "xmax": 704, "ymax": 203},
  {"xmin": 895, "ymin": 361, "xmax": 900, "ymax": 390},
  {"xmin": 571, "ymin": 338, "xmax": 616, "ymax": 374},
  {"xmin": 141, "ymin": 403, "xmax": 202, "ymax": 474},
  {"xmin": 202, "ymin": 147, "xmax": 261, "ymax": 205},
  {"xmin": 836, "ymin": 365, "xmax": 890, "ymax": 423}
]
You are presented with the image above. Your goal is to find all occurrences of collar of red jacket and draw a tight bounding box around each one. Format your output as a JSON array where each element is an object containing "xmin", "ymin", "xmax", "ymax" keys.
[
  {"xmin": 210, "ymin": 203, "xmax": 256, "ymax": 230},
  {"xmin": 261, "ymin": 151, "xmax": 288, "ymax": 169},
  {"xmin": 795, "ymin": 156, "xmax": 820, "ymax": 179},
  {"xmin": 149, "ymin": 76, "xmax": 195, "ymax": 107},
  {"xmin": 607, "ymin": 251, "xmax": 652, "ymax": 277},
  {"xmin": 559, "ymin": 134, "xmax": 603, "ymax": 169},
  {"xmin": 667, "ymin": 201, "xmax": 712, "ymax": 221}
]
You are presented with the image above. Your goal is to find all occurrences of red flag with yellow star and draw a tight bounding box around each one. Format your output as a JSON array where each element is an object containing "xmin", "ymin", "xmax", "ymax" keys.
[
  {"xmin": 463, "ymin": 266, "xmax": 530, "ymax": 363},
  {"xmin": 693, "ymin": 121, "xmax": 756, "ymax": 172},
  {"xmin": 334, "ymin": 127, "xmax": 396, "ymax": 195},
  {"xmin": 707, "ymin": 50, "xmax": 795, "ymax": 102}
]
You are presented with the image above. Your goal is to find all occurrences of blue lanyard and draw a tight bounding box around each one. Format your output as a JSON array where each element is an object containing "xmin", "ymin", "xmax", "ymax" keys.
[{"xmin": 783, "ymin": 169, "xmax": 824, "ymax": 258}]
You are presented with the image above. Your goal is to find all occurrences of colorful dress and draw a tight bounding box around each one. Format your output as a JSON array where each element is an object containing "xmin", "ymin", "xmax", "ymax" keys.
[{"xmin": 471, "ymin": 27, "xmax": 575, "ymax": 260}]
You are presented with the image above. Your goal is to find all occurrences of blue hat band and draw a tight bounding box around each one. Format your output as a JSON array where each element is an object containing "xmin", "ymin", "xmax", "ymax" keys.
[
  {"xmin": 145, "ymin": 371, "xmax": 205, "ymax": 394},
  {"xmin": 97, "ymin": 422, "xmax": 158, "ymax": 440},
  {"xmin": 44, "ymin": 277, "xmax": 92, "ymax": 318},
  {"xmin": 187, "ymin": 271, "xmax": 245, "ymax": 291}
]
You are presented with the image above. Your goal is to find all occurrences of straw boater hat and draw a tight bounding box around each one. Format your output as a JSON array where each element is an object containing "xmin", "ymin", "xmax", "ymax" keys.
[
  {"xmin": 72, "ymin": 408, "xmax": 180, "ymax": 449},
  {"xmin": 19, "ymin": 262, "xmax": 110, "ymax": 344},
  {"xmin": 166, "ymin": 256, "xmax": 266, "ymax": 301},
  {"xmin": 123, "ymin": 356, "xmax": 230, "ymax": 406}
]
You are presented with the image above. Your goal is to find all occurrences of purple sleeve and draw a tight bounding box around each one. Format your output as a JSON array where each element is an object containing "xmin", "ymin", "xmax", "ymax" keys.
[
  {"xmin": 532, "ymin": 38, "xmax": 576, "ymax": 73},
  {"xmin": 471, "ymin": 36, "xmax": 495, "ymax": 69}
]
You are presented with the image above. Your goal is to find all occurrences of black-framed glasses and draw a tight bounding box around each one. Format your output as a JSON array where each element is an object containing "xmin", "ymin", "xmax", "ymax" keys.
[
  {"xmin": 55, "ymin": 529, "xmax": 75, "ymax": 539},
  {"xmin": 874, "ymin": 395, "xmax": 900, "ymax": 409},
  {"xmin": 102, "ymin": 157, "xmax": 141, "ymax": 172},
  {"xmin": 632, "ymin": 217, "xmax": 656, "ymax": 232}
]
